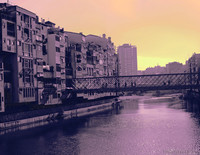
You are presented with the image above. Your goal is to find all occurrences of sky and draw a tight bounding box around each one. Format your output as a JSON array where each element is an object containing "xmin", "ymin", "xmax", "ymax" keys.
[{"xmin": 2, "ymin": 0, "xmax": 200, "ymax": 70}]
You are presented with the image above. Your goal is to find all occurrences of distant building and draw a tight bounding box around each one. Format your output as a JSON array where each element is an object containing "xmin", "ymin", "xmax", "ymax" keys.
[
  {"xmin": 143, "ymin": 66, "xmax": 166, "ymax": 75},
  {"xmin": 186, "ymin": 53, "xmax": 200, "ymax": 73},
  {"xmin": 117, "ymin": 44, "xmax": 137, "ymax": 76},
  {"xmin": 166, "ymin": 62, "xmax": 184, "ymax": 74}
]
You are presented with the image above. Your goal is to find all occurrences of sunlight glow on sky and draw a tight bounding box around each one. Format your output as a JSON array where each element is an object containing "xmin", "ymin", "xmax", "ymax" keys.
[{"xmin": 3, "ymin": 0, "xmax": 200, "ymax": 70}]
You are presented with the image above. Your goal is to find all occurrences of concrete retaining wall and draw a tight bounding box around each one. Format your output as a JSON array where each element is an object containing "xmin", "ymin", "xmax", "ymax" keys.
[{"xmin": 0, "ymin": 102, "xmax": 113, "ymax": 135}]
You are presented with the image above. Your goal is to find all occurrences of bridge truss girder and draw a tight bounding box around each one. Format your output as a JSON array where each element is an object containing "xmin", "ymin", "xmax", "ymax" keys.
[{"xmin": 67, "ymin": 73, "xmax": 200, "ymax": 93}]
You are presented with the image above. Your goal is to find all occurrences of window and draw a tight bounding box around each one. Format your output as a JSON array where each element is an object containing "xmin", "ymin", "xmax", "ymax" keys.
[
  {"xmin": 37, "ymin": 60, "xmax": 43, "ymax": 66},
  {"xmin": 24, "ymin": 14, "xmax": 29, "ymax": 24},
  {"xmin": 21, "ymin": 28, "xmax": 24, "ymax": 38},
  {"xmin": 77, "ymin": 66, "xmax": 82, "ymax": 71},
  {"xmin": 7, "ymin": 46, "xmax": 11, "ymax": 51},
  {"xmin": 17, "ymin": 25, "xmax": 21, "ymax": 30},
  {"xmin": 56, "ymin": 78, "xmax": 61, "ymax": 84},
  {"xmin": 24, "ymin": 28, "xmax": 29, "ymax": 40},
  {"xmin": 56, "ymin": 47, "xmax": 60, "ymax": 52},
  {"xmin": 53, "ymin": 93, "xmax": 57, "ymax": 98},
  {"xmin": 55, "ymin": 36, "xmax": 60, "ymax": 42},
  {"xmin": 17, "ymin": 40, "xmax": 21, "ymax": 46},
  {"xmin": 76, "ymin": 44, "xmax": 81, "ymax": 52},
  {"xmin": 22, "ymin": 59, "xmax": 33, "ymax": 84},
  {"xmin": 7, "ymin": 22, "xmax": 15, "ymax": 37},
  {"xmin": 61, "ymin": 57, "xmax": 64, "ymax": 63},
  {"xmin": 56, "ymin": 64, "xmax": 61, "ymax": 72},
  {"xmin": 12, "ymin": 41, "xmax": 15, "ymax": 45},
  {"xmin": 7, "ymin": 39, "xmax": 11, "ymax": 45},
  {"xmin": 30, "ymin": 18, "xmax": 32, "ymax": 28},
  {"xmin": 0, "ymin": 73, "xmax": 3, "ymax": 81},
  {"xmin": 76, "ymin": 54, "xmax": 81, "ymax": 63},
  {"xmin": 42, "ymin": 45, "xmax": 47, "ymax": 55},
  {"xmin": 23, "ymin": 44, "xmax": 31, "ymax": 56},
  {"xmin": 22, "ymin": 43, "xmax": 24, "ymax": 51},
  {"xmin": 30, "ymin": 30, "xmax": 32, "ymax": 41},
  {"xmin": 0, "ymin": 63, "xmax": 3, "ymax": 69}
]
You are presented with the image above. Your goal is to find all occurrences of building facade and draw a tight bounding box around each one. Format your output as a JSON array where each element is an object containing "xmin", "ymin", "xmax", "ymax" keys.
[
  {"xmin": 64, "ymin": 33, "xmax": 117, "ymax": 100},
  {"xmin": 186, "ymin": 53, "xmax": 200, "ymax": 74},
  {"xmin": 84, "ymin": 34, "xmax": 117, "ymax": 99},
  {"xmin": 0, "ymin": 3, "xmax": 40, "ymax": 109},
  {"xmin": 0, "ymin": 3, "xmax": 119, "ymax": 112},
  {"xmin": 117, "ymin": 44, "xmax": 137, "ymax": 76},
  {"xmin": 166, "ymin": 62, "xmax": 184, "ymax": 74},
  {"xmin": 143, "ymin": 66, "xmax": 166, "ymax": 75}
]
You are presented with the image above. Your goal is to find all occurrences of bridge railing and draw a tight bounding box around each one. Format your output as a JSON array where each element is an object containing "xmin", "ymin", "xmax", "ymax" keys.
[{"xmin": 69, "ymin": 73, "xmax": 199, "ymax": 92}]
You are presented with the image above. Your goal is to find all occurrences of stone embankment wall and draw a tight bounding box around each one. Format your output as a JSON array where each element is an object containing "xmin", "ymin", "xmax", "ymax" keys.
[{"xmin": 0, "ymin": 101, "xmax": 115, "ymax": 135}]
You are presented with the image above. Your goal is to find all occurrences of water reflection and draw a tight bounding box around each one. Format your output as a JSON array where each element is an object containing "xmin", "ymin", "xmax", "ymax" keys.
[{"xmin": 1, "ymin": 96, "xmax": 200, "ymax": 155}]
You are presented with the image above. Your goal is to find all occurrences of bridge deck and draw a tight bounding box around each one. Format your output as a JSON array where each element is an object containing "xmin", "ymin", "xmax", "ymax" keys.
[{"xmin": 65, "ymin": 73, "xmax": 200, "ymax": 93}]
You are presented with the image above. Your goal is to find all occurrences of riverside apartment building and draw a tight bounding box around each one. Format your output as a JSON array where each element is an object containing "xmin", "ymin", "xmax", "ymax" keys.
[{"xmin": 0, "ymin": 3, "xmax": 118, "ymax": 112}]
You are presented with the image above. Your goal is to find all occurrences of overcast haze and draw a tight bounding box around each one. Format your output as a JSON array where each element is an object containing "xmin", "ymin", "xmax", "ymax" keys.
[{"xmin": 4, "ymin": 0, "xmax": 200, "ymax": 70}]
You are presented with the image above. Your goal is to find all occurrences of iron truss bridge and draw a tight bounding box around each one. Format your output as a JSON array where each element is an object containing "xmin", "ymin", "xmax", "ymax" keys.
[{"xmin": 66, "ymin": 73, "xmax": 200, "ymax": 93}]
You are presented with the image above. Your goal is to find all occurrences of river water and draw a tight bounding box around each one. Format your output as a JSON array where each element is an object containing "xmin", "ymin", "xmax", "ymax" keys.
[{"xmin": 1, "ymin": 94, "xmax": 200, "ymax": 155}]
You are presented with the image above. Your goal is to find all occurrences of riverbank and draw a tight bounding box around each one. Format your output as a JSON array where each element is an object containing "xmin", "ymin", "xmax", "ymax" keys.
[
  {"xmin": 0, "ymin": 96, "xmax": 118, "ymax": 135},
  {"xmin": 0, "ymin": 92, "xmax": 184, "ymax": 135}
]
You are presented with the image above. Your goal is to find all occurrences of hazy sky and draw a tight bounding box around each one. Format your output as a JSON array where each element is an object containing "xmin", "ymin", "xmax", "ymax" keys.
[{"xmin": 3, "ymin": 0, "xmax": 200, "ymax": 70}]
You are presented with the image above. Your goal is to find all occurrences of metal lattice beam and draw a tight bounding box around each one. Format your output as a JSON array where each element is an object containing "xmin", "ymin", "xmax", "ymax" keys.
[{"xmin": 66, "ymin": 73, "xmax": 199, "ymax": 93}]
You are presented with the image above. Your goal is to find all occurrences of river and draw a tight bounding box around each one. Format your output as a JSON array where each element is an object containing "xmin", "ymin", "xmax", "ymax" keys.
[{"xmin": 1, "ymin": 94, "xmax": 200, "ymax": 155}]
